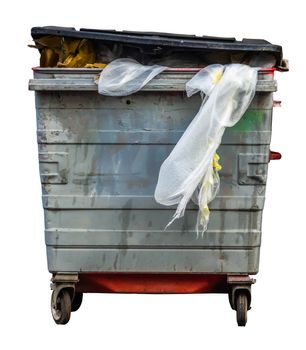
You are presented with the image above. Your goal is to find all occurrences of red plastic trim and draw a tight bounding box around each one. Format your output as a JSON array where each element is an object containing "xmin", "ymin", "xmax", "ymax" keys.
[
  {"xmin": 269, "ymin": 151, "xmax": 282, "ymax": 161},
  {"xmin": 273, "ymin": 100, "xmax": 282, "ymax": 107}
]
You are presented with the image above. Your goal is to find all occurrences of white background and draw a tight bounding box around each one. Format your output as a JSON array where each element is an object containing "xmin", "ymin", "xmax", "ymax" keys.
[{"xmin": 1, "ymin": 0, "xmax": 304, "ymax": 349}]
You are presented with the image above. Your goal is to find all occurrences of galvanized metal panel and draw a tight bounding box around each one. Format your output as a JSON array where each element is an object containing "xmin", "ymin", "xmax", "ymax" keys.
[
  {"xmin": 38, "ymin": 143, "xmax": 269, "ymax": 210},
  {"xmin": 35, "ymin": 91, "xmax": 274, "ymax": 110},
  {"xmin": 36, "ymin": 107, "xmax": 272, "ymax": 145},
  {"xmin": 45, "ymin": 228, "xmax": 261, "ymax": 248},
  {"xmin": 29, "ymin": 69, "xmax": 277, "ymax": 92},
  {"xmin": 33, "ymin": 69, "xmax": 275, "ymax": 275},
  {"xmin": 44, "ymin": 209, "xmax": 262, "ymax": 246},
  {"xmin": 42, "ymin": 195, "xmax": 266, "ymax": 210},
  {"xmin": 46, "ymin": 247, "xmax": 260, "ymax": 274}
]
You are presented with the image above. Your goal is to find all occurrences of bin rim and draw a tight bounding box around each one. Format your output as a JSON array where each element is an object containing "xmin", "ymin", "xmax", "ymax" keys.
[{"xmin": 32, "ymin": 66, "xmax": 276, "ymax": 73}]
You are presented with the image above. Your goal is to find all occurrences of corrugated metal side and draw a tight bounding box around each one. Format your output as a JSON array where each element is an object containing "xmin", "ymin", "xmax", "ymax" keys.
[{"xmin": 34, "ymin": 70, "xmax": 274, "ymax": 274}]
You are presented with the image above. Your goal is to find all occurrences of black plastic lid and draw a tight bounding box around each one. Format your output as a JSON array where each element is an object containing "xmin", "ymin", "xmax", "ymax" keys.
[{"xmin": 31, "ymin": 26, "xmax": 283, "ymax": 65}]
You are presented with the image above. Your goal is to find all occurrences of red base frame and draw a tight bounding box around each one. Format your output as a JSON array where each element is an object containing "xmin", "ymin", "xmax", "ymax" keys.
[{"xmin": 76, "ymin": 273, "xmax": 228, "ymax": 294}]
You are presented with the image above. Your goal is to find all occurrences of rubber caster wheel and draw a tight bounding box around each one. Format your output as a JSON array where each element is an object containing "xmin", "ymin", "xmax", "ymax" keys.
[
  {"xmin": 51, "ymin": 289, "xmax": 72, "ymax": 325},
  {"xmin": 236, "ymin": 292, "xmax": 248, "ymax": 327},
  {"xmin": 72, "ymin": 292, "xmax": 83, "ymax": 312}
]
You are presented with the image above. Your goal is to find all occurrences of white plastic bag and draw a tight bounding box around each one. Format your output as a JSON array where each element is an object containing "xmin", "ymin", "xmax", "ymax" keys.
[
  {"xmin": 98, "ymin": 59, "xmax": 258, "ymax": 233},
  {"xmin": 98, "ymin": 58, "xmax": 167, "ymax": 96},
  {"xmin": 154, "ymin": 64, "xmax": 259, "ymax": 232}
]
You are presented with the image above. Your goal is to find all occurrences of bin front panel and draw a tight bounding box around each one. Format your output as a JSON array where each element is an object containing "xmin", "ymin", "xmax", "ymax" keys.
[{"xmin": 34, "ymin": 78, "xmax": 274, "ymax": 274}]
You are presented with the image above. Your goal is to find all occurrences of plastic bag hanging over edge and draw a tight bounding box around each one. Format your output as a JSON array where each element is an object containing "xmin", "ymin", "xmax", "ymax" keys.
[
  {"xmin": 98, "ymin": 58, "xmax": 167, "ymax": 96},
  {"xmin": 154, "ymin": 64, "xmax": 259, "ymax": 233}
]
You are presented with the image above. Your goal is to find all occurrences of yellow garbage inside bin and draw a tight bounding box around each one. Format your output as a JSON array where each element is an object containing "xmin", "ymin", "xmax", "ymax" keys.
[{"xmin": 30, "ymin": 36, "xmax": 96, "ymax": 68}]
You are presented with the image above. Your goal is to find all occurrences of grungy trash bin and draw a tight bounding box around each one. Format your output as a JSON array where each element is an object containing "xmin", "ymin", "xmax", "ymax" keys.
[{"xmin": 29, "ymin": 27, "xmax": 287, "ymax": 326}]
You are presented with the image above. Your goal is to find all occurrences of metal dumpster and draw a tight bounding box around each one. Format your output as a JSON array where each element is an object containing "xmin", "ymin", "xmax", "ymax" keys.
[{"xmin": 29, "ymin": 27, "xmax": 287, "ymax": 326}]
